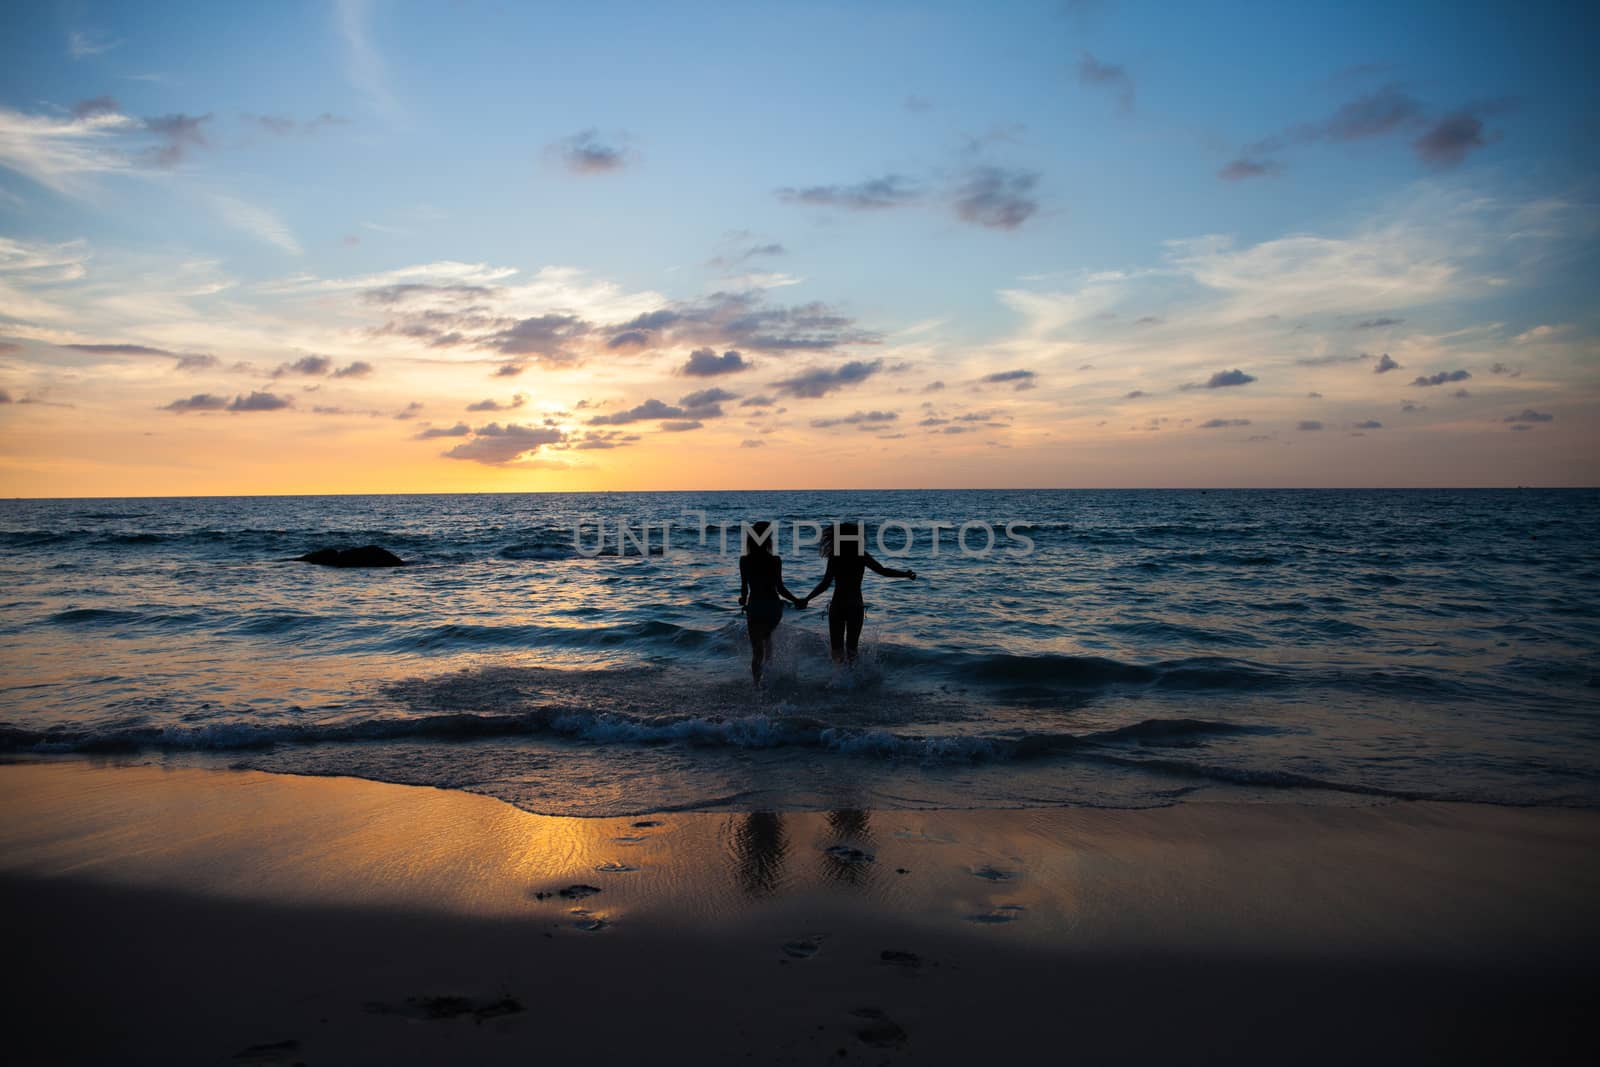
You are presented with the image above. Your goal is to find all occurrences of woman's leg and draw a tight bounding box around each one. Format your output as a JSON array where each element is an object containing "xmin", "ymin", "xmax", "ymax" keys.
[
  {"xmin": 749, "ymin": 627, "xmax": 767, "ymax": 684},
  {"xmin": 827, "ymin": 605, "xmax": 846, "ymax": 663},
  {"xmin": 844, "ymin": 605, "xmax": 865, "ymax": 663}
]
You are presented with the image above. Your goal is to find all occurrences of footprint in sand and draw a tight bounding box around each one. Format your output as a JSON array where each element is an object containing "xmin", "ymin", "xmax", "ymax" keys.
[
  {"xmin": 851, "ymin": 1008, "xmax": 909, "ymax": 1048},
  {"xmin": 232, "ymin": 1039, "xmax": 301, "ymax": 1064},
  {"xmin": 594, "ymin": 861, "xmax": 640, "ymax": 873},
  {"xmin": 964, "ymin": 904, "xmax": 1026, "ymax": 924},
  {"xmin": 610, "ymin": 835, "xmax": 648, "ymax": 844},
  {"xmin": 823, "ymin": 845, "xmax": 874, "ymax": 864},
  {"xmin": 555, "ymin": 884, "xmax": 602, "ymax": 900},
  {"xmin": 971, "ymin": 864, "xmax": 1018, "ymax": 882},
  {"xmin": 782, "ymin": 935, "xmax": 825, "ymax": 959},
  {"xmin": 631, "ymin": 819, "xmax": 664, "ymax": 828},
  {"xmin": 879, "ymin": 949, "xmax": 922, "ymax": 969},
  {"xmin": 569, "ymin": 909, "xmax": 610, "ymax": 932},
  {"xmin": 363, "ymin": 995, "xmax": 523, "ymax": 1023}
]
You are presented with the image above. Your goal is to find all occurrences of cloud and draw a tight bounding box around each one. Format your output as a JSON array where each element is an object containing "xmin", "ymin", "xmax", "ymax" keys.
[
  {"xmin": 979, "ymin": 369, "xmax": 1037, "ymax": 391},
  {"xmin": 708, "ymin": 242, "xmax": 786, "ymax": 270},
  {"xmin": 1199, "ymin": 418, "xmax": 1251, "ymax": 429},
  {"xmin": 1297, "ymin": 420, "xmax": 1324, "ymax": 431},
  {"xmin": 209, "ymin": 193, "xmax": 302, "ymax": 254},
  {"xmin": 1125, "ymin": 390, "xmax": 1147, "ymax": 399},
  {"xmin": 1077, "ymin": 53, "xmax": 1135, "ymax": 113},
  {"xmin": 771, "ymin": 359, "xmax": 883, "ymax": 399},
  {"xmin": 1181, "ymin": 368, "xmax": 1256, "ymax": 390},
  {"xmin": 414, "ymin": 422, "xmax": 471, "ymax": 439},
  {"xmin": 337, "ymin": 0, "xmax": 401, "ymax": 123},
  {"xmin": 272, "ymin": 355, "xmax": 334, "ymax": 377},
  {"xmin": 587, "ymin": 398, "xmax": 690, "ymax": 425},
  {"xmin": 739, "ymin": 395, "xmax": 776, "ymax": 408},
  {"xmin": 246, "ymin": 113, "xmax": 349, "ymax": 135},
  {"xmin": 810, "ymin": 410, "xmax": 897, "ymax": 428},
  {"xmin": 659, "ymin": 420, "xmax": 703, "ymax": 432},
  {"xmin": 1413, "ymin": 111, "xmax": 1490, "ymax": 168},
  {"xmin": 1353, "ymin": 420, "xmax": 1383, "ymax": 429},
  {"xmin": 953, "ymin": 167, "xmax": 1039, "ymax": 230},
  {"xmin": 922, "ymin": 380, "xmax": 945, "ymax": 393},
  {"xmin": 1356, "ymin": 317, "xmax": 1404, "ymax": 329},
  {"xmin": 139, "ymin": 113, "xmax": 212, "ymax": 167},
  {"xmin": 394, "ymin": 401, "xmax": 423, "ymax": 419},
  {"xmin": 72, "ymin": 97, "xmax": 120, "ymax": 120},
  {"xmin": 605, "ymin": 292, "xmax": 877, "ymax": 354},
  {"xmin": 162, "ymin": 390, "xmax": 292, "ymax": 413},
  {"xmin": 572, "ymin": 430, "xmax": 637, "ymax": 450},
  {"xmin": 483, "ymin": 313, "xmax": 591, "ymax": 363},
  {"xmin": 1294, "ymin": 353, "xmax": 1366, "ymax": 367},
  {"xmin": 740, "ymin": 439, "xmax": 765, "ymax": 448},
  {"xmin": 679, "ymin": 387, "xmax": 738, "ymax": 415},
  {"xmin": 1218, "ymin": 158, "xmax": 1283, "ymax": 181},
  {"xmin": 441, "ymin": 422, "xmax": 566, "ymax": 464},
  {"xmin": 466, "ymin": 394, "xmax": 527, "ymax": 412},
  {"xmin": 332, "ymin": 360, "xmax": 373, "ymax": 378},
  {"xmin": 1165, "ymin": 227, "xmax": 1462, "ymax": 317},
  {"xmin": 1373, "ymin": 353, "xmax": 1401, "ymax": 374},
  {"xmin": 68, "ymin": 30, "xmax": 122, "ymax": 59},
  {"xmin": 229, "ymin": 390, "xmax": 292, "ymax": 412},
  {"xmin": 64, "ymin": 343, "xmax": 172, "ymax": 357},
  {"xmin": 62, "ymin": 342, "xmax": 219, "ymax": 372},
  {"xmin": 680, "ymin": 347, "xmax": 749, "ymax": 376},
  {"xmin": 1489, "ymin": 362, "xmax": 1521, "ymax": 377},
  {"xmin": 1503, "ymin": 409, "xmax": 1554, "ymax": 424},
  {"xmin": 1321, "ymin": 84, "xmax": 1424, "ymax": 142},
  {"xmin": 585, "ymin": 390, "xmax": 732, "ymax": 428},
  {"xmin": 1409, "ymin": 369, "xmax": 1471, "ymax": 386},
  {"xmin": 0, "ymin": 105, "xmax": 136, "ymax": 194},
  {"xmin": 776, "ymin": 175, "xmax": 920, "ymax": 210},
  {"xmin": 551, "ymin": 129, "xmax": 629, "ymax": 174}
]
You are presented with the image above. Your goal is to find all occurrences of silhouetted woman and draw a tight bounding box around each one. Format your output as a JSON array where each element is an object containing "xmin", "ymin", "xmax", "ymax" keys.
[
  {"xmin": 738, "ymin": 521, "xmax": 806, "ymax": 686},
  {"xmin": 799, "ymin": 522, "xmax": 916, "ymax": 665}
]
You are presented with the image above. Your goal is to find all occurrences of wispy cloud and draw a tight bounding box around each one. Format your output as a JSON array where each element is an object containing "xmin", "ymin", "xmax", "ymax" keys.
[
  {"xmin": 68, "ymin": 30, "xmax": 123, "ymax": 59},
  {"xmin": 0, "ymin": 106, "xmax": 135, "ymax": 195},
  {"xmin": 208, "ymin": 193, "xmax": 303, "ymax": 254},
  {"xmin": 1077, "ymin": 52, "xmax": 1134, "ymax": 113},
  {"xmin": 777, "ymin": 175, "xmax": 919, "ymax": 210},
  {"xmin": 336, "ymin": 0, "xmax": 401, "ymax": 124}
]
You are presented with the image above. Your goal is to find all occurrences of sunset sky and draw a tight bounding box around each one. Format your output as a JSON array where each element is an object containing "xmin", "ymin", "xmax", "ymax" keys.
[{"xmin": 1, "ymin": 0, "xmax": 1596, "ymax": 495}]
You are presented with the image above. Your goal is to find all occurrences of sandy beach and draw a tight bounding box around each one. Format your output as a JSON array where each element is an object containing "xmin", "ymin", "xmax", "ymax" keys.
[{"xmin": 1, "ymin": 758, "xmax": 1595, "ymax": 1065}]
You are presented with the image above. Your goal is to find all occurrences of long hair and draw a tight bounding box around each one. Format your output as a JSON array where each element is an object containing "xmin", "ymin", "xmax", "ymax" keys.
[
  {"xmin": 743, "ymin": 520, "xmax": 775, "ymax": 556},
  {"xmin": 819, "ymin": 521, "xmax": 863, "ymax": 558}
]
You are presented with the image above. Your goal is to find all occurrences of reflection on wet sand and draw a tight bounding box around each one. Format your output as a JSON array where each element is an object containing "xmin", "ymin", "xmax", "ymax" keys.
[{"xmin": 730, "ymin": 811, "xmax": 789, "ymax": 897}]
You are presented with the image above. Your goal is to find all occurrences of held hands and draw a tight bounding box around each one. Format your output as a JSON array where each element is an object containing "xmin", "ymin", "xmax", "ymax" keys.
[
  {"xmin": 793, "ymin": 597, "xmax": 810, "ymax": 609},
  {"xmin": 905, "ymin": 569, "xmax": 917, "ymax": 580}
]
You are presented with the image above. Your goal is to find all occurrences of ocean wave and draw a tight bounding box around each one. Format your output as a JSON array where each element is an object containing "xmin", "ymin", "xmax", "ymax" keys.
[{"xmin": 0, "ymin": 707, "xmax": 1266, "ymax": 763}]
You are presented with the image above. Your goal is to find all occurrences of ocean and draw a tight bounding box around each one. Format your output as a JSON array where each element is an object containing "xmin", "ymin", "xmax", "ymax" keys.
[{"xmin": 1, "ymin": 489, "xmax": 1596, "ymax": 816}]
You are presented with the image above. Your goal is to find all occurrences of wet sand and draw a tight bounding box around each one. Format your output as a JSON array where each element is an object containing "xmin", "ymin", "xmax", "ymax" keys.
[{"xmin": 1, "ymin": 759, "xmax": 1595, "ymax": 1064}]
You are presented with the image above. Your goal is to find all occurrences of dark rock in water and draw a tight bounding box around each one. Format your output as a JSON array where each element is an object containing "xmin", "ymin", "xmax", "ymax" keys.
[{"xmin": 295, "ymin": 545, "xmax": 406, "ymax": 568}]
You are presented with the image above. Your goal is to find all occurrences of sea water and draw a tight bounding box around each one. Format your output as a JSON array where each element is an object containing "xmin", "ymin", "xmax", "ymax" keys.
[{"xmin": 1, "ymin": 489, "xmax": 1596, "ymax": 815}]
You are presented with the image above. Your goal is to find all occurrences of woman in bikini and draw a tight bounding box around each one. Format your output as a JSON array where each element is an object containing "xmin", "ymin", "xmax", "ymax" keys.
[
  {"xmin": 737, "ymin": 521, "xmax": 807, "ymax": 687},
  {"xmin": 798, "ymin": 521, "xmax": 916, "ymax": 665}
]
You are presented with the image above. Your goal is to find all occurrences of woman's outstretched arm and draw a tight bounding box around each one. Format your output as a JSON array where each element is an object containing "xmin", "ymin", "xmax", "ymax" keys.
[
  {"xmin": 800, "ymin": 558, "xmax": 836, "ymax": 604},
  {"xmin": 776, "ymin": 561, "xmax": 806, "ymax": 606},
  {"xmin": 864, "ymin": 553, "xmax": 917, "ymax": 580}
]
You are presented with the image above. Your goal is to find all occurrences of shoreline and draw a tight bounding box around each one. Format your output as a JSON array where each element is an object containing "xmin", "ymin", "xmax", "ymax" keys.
[{"xmin": 2, "ymin": 759, "xmax": 1596, "ymax": 1063}]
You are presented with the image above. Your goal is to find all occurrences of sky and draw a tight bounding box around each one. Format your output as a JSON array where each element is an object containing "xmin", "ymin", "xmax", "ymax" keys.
[{"xmin": 1, "ymin": 0, "xmax": 1596, "ymax": 496}]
